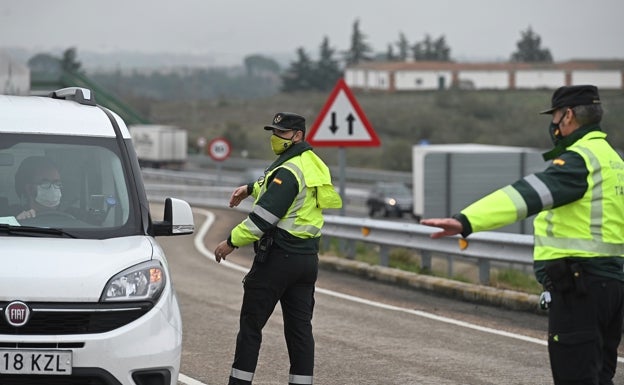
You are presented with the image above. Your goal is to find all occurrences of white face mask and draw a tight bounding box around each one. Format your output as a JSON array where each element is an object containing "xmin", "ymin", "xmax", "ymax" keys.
[{"xmin": 35, "ymin": 185, "xmax": 62, "ymax": 208}]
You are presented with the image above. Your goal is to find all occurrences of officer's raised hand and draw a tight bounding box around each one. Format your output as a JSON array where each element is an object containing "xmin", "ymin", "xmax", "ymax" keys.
[{"xmin": 229, "ymin": 185, "xmax": 249, "ymax": 208}]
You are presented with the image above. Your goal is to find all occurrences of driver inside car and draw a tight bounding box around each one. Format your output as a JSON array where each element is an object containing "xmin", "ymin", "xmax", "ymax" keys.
[
  {"xmin": 14, "ymin": 156, "xmax": 65, "ymax": 220},
  {"xmin": 12, "ymin": 155, "xmax": 105, "ymax": 225}
]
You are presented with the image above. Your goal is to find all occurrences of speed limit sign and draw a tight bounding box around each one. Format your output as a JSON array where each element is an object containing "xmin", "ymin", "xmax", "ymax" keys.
[{"xmin": 207, "ymin": 137, "xmax": 231, "ymax": 161}]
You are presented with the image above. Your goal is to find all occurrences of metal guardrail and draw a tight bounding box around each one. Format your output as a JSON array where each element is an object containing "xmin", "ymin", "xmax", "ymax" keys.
[
  {"xmin": 185, "ymin": 155, "xmax": 413, "ymax": 186},
  {"xmin": 144, "ymin": 169, "xmax": 535, "ymax": 285},
  {"xmin": 321, "ymin": 215, "xmax": 534, "ymax": 284}
]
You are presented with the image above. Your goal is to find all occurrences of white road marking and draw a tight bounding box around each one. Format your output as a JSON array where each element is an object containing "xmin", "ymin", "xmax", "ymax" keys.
[{"xmin": 179, "ymin": 208, "xmax": 623, "ymax": 385}]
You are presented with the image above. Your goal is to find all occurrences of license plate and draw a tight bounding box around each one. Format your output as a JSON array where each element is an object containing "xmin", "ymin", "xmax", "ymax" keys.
[{"xmin": 0, "ymin": 350, "xmax": 72, "ymax": 375}]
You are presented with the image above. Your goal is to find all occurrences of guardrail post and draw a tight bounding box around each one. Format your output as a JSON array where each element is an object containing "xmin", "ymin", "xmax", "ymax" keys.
[
  {"xmin": 420, "ymin": 250, "xmax": 432, "ymax": 273},
  {"xmin": 447, "ymin": 255, "xmax": 454, "ymax": 278},
  {"xmin": 478, "ymin": 259, "xmax": 491, "ymax": 284},
  {"xmin": 346, "ymin": 240, "xmax": 356, "ymax": 260},
  {"xmin": 321, "ymin": 236, "xmax": 331, "ymax": 253},
  {"xmin": 379, "ymin": 245, "xmax": 389, "ymax": 267}
]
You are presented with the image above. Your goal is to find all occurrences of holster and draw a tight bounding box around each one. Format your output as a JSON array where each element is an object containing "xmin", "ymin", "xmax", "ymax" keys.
[
  {"xmin": 543, "ymin": 259, "xmax": 587, "ymax": 296},
  {"xmin": 253, "ymin": 230, "xmax": 274, "ymax": 263}
]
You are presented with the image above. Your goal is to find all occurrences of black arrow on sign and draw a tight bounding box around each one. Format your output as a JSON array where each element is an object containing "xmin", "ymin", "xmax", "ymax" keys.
[
  {"xmin": 346, "ymin": 113, "xmax": 355, "ymax": 135},
  {"xmin": 329, "ymin": 112, "xmax": 338, "ymax": 134}
]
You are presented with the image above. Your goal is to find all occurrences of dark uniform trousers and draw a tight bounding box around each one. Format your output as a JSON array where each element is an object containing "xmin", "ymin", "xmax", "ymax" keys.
[
  {"xmin": 548, "ymin": 274, "xmax": 624, "ymax": 385},
  {"xmin": 229, "ymin": 247, "xmax": 318, "ymax": 385}
]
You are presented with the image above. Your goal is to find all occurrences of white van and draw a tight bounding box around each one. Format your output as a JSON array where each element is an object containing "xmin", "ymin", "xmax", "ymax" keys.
[{"xmin": 0, "ymin": 88, "xmax": 194, "ymax": 385}]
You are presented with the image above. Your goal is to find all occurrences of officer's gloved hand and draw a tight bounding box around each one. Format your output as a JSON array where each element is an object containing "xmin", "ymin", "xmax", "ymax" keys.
[{"xmin": 539, "ymin": 291, "xmax": 552, "ymax": 310}]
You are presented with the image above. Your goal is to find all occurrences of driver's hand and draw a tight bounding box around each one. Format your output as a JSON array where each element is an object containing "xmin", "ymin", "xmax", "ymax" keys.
[{"xmin": 16, "ymin": 209, "xmax": 36, "ymax": 220}]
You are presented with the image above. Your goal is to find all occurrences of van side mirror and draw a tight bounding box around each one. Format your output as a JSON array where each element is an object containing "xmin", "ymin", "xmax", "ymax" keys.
[{"xmin": 153, "ymin": 197, "xmax": 194, "ymax": 236}]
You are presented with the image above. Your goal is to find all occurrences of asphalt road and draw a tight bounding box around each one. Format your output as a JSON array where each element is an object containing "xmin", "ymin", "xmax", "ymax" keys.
[{"xmin": 158, "ymin": 206, "xmax": 624, "ymax": 385}]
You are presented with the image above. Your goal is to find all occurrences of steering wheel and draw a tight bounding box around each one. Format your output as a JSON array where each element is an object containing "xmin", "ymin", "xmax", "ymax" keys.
[{"xmin": 35, "ymin": 210, "xmax": 77, "ymax": 220}]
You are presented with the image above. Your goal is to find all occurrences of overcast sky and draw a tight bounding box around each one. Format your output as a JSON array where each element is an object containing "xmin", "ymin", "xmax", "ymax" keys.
[{"xmin": 2, "ymin": 0, "xmax": 623, "ymax": 65}]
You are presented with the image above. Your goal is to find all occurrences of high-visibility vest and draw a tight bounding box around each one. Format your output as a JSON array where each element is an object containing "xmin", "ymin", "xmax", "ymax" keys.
[
  {"xmin": 232, "ymin": 150, "xmax": 342, "ymax": 246},
  {"xmin": 533, "ymin": 131, "xmax": 624, "ymax": 261}
]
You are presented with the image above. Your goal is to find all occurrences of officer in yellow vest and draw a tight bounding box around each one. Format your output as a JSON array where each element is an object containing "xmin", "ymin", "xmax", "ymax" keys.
[
  {"xmin": 215, "ymin": 112, "xmax": 342, "ymax": 385},
  {"xmin": 421, "ymin": 85, "xmax": 624, "ymax": 385}
]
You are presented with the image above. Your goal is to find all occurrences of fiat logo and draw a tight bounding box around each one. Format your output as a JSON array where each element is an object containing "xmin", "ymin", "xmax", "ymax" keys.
[{"xmin": 5, "ymin": 301, "xmax": 30, "ymax": 327}]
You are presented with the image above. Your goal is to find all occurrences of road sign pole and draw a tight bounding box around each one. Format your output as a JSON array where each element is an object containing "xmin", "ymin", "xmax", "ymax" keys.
[
  {"xmin": 338, "ymin": 147, "xmax": 346, "ymax": 216},
  {"xmin": 338, "ymin": 147, "xmax": 348, "ymax": 255}
]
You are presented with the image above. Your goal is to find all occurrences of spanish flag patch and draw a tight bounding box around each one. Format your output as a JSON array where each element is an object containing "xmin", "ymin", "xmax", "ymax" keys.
[
  {"xmin": 273, "ymin": 177, "xmax": 283, "ymax": 185},
  {"xmin": 553, "ymin": 158, "xmax": 565, "ymax": 166}
]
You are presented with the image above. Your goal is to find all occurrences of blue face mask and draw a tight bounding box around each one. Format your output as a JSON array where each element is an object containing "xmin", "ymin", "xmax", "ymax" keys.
[{"xmin": 35, "ymin": 184, "xmax": 62, "ymax": 208}]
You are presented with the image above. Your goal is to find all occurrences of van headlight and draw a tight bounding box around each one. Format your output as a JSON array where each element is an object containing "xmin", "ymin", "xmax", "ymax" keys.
[{"xmin": 101, "ymin": 260, "xmax": 166, "ymax": 302}]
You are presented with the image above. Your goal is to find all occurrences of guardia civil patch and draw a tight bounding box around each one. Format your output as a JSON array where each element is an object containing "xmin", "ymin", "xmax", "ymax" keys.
[
  {"xmin": 273, "ymin": 178, "xmax": 283, "ymax": 185},
  {"xmin": 553, "ymin": 158, "xmax": 565, "ymax": 166}
]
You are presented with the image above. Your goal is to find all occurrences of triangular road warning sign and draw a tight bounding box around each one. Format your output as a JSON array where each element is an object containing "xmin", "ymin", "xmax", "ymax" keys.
[{"xmin": 308, "ymin": 79, "xmax": 380, "ymax": 147}]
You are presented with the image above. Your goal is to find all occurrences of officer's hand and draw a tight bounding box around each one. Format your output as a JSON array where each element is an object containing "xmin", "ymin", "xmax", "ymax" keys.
[
  {"xmin": 214, "ymin": 240, "xmax": 235, "ymax": 263},
  {"xmin": 420, "ymin": 218, "xmax": 463, "ymax": 239},
  {"xmin": 229, "ymin": 185, "xmax": 249, "ymax": 208}
]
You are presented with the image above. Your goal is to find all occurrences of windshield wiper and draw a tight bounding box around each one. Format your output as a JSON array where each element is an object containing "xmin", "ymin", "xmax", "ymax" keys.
[{"xmin": 0, "ymin": 224, "xmax": 77, "ymax": 238}]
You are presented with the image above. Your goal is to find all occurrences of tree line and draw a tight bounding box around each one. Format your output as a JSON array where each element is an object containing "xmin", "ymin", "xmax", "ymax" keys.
[
  {"xmin": 27, "ymin": 22, "xmax": 553, "ymax": 101},
  {"xmin": 279, "ymin": 21, "xmax": 553, "ymax": 92}
]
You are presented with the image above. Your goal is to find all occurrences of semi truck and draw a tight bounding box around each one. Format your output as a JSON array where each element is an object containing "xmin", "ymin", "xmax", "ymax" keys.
[
  {"xmin": 128, "ymin": 124, "xmax": 187, "ymax": 169},
  {"xmin": 412, "ymin": 143, "xmax": 546, "ymax": 234}
]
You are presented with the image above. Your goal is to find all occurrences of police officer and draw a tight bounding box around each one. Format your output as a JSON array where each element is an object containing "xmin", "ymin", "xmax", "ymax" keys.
[
  {"xmin": 421, "ymin": 85, "xmax": 624, "ymax": 385},
  {"xmin": 214, "ymin": 112, "xmax": 342, "ymax": 385}
]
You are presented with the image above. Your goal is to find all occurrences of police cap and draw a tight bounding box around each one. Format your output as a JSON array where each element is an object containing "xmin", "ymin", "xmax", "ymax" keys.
[
  {"xmin": 264, "ymin": 112, "xmax": 306, "ymax": 132},
  {"xmin": 540, "ymin": 85, "xmax": 601, "ymax": 114}
]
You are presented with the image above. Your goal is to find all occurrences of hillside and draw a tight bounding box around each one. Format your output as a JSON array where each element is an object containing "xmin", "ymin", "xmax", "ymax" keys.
[{"xmin": 145, "ymin": 89, "xmax": 624, "ymax": 171}]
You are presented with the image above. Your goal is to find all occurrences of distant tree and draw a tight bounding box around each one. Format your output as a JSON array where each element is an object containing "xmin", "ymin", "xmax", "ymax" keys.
[
  {"xmin": 385, "ymin": 44, "xmax": 397, "ymax": 61},
  {"xmin": 396, "ymin": 32, "xmax": 410, "ymax": 61},
  {"xmin": 61, "ymin": 47, "xmax": 82, "ymax": 73},
  {"xmin": 344, "ymin": 19, "xmax": 373, "ymax": 66},
  {"xmin": 314, "ymin": 37, "xmax": 343, "ymax": 91},
  {"xmin": 433, "ymin": 36, "xmax": 451, "ymax": 61},
  {"xmin": 510, "ymin": 26, "xmax": 553, "ymax": 62},
  {"xmin": 243, "ymin": 54, "xmax": 281, "ymax": 77},
  {"xmin": 281, "ymin": 47, "xmax": 315, "ymax": 92},
  {"xmin": 412, "ymin": 34, "xmax": 451, "ymax": 61}
]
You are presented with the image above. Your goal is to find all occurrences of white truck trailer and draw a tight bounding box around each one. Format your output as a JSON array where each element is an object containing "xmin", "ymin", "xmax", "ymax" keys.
[
  {"xmin": 128, "ymin": 124, "xmax": 187, "ymax": 169},
  {"xmin": 412, "ymin": 143, "xmax": 546, "ymax": 234}
]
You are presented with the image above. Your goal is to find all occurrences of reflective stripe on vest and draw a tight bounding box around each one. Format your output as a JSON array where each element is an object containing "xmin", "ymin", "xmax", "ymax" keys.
[
  {"xmin": 254, "ymin": 159, "xmax": 322, "ymax": 238},
  {"xmin": 501, "ymin": 185, "xmax": 527, "ymax": 221},
  {"xmin": 524, "ymin": 174, "xmax": 553, "ymax": 210}
]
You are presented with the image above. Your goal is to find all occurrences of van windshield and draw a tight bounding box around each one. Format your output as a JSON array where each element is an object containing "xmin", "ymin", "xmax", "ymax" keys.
[{"xmin": 0, "ymin": 134, "xmax": 140, "ymax": 238}]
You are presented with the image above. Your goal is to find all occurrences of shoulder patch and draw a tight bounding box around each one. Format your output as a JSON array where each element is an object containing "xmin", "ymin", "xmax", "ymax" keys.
[
  {"xmin": 273, "ymin": 177, "xmax": 283, "ymax": 185},
  {"xmin": 553, "ymin": 158, "xmax": 565, "ymax": 166}
]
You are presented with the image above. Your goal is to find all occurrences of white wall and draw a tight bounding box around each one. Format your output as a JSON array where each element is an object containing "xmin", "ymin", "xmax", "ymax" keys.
[
  {"xmin": 571, "ymin": 70, "xmax": 622, "ymax": 89},
  {"xmin": 344, "ymin": 69, "xmax": 367, "ymax": 88},
  {"xmin": 367, "ymin": 70, "xmax": 390, "ymax": 90},
  {"xmin": 515, "ymin": 70, "xmax": 565, "ymax": 89},
  {"xmin": 346, "ymin": 66, "xmax": 623, "ymax": 91},
  {"xmin": 457, "ymin": 71, "xmax": 509, "ymax": 89},
  {"xmin": 395, "ymin": 70, "xmax": 453, "ymax": 90}
]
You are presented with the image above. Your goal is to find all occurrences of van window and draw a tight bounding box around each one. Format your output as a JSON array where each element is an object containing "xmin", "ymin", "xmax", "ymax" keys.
[{"xmin": 0, "ymin": 133, "xmax": 140, "ymax": 237}]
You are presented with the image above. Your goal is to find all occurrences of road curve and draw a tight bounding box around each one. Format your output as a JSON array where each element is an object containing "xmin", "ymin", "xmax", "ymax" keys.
[{"xmin": 157, "ymin": 207, "xmax": 622, "ymax": 385}]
